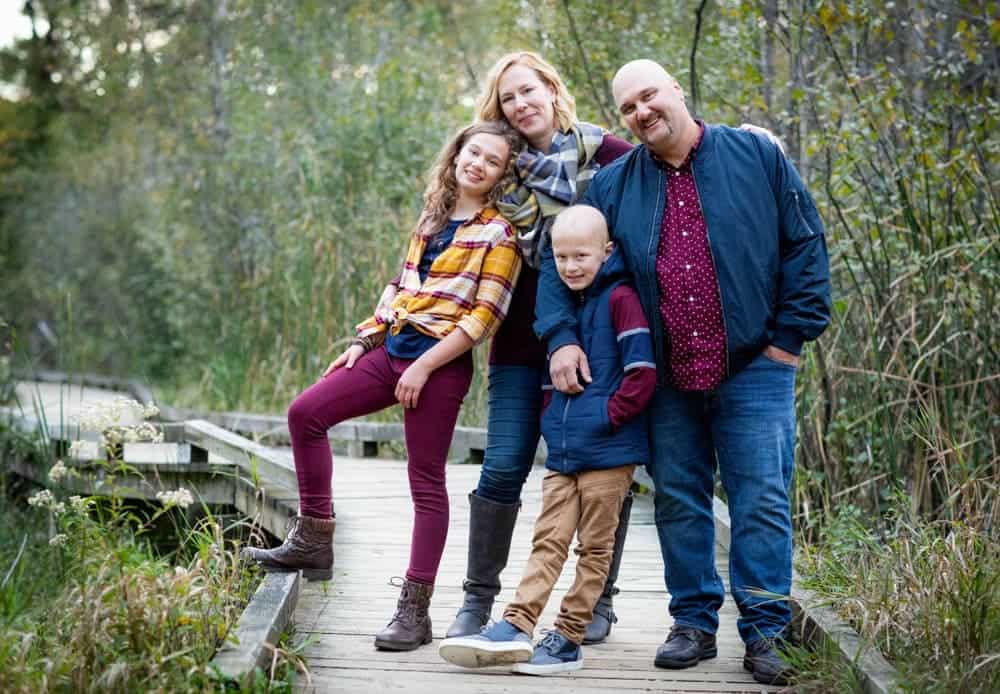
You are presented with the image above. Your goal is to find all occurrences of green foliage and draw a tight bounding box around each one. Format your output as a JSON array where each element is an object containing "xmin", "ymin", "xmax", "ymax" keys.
[
  {"xmin": 798, "ymin": 501, "xmax": 1000, "ymax": 693},
  {"xmin": 0, "ymin": 8, "xmax": 997, "ymax": 685},
  {"xmin": 0, "ymin": 405, "xmax": 302, "ymax": 692}
]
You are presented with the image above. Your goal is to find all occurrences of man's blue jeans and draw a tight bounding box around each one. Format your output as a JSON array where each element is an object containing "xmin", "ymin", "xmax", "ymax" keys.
[
  {"xmin": 475, "ymin": 365, "xmax": 543, "ymax": 505},
  {"xmin": 648, "ymin": 352, "xmax": 796, "ymax": 644}
]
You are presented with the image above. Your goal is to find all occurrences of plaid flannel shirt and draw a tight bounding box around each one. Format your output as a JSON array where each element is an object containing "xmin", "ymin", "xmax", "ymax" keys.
[{"xmin": 356, "ymin": 207, "xmax": 521, "ymax": 347}]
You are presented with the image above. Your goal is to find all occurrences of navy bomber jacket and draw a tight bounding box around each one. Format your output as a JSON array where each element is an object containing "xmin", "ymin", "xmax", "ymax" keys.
[{"xmin": 535, "ymin": 124, "xmax": 831, "ymax": 382}]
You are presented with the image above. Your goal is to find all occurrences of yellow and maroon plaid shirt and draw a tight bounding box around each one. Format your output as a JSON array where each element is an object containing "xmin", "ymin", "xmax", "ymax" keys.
[{"xmin": 356, "ymin": 207, "xmax": 522, "ymax": 346}]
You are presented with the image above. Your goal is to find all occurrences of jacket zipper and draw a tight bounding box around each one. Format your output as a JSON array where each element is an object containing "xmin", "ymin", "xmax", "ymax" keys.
[
  {"xmin": 793, "ymin": 191, "xmax": 817, "ymax": 236},
  {"xmin": 690, "ymin": 163, "xmax": 731, "ymax": 379},
  {"xmin": 647, "ymin": 167, "xmax": 668, "ymax": 375}
]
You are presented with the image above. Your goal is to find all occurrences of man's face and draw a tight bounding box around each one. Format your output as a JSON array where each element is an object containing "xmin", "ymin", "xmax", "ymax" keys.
[{"xmin": 613, "ymin": 67, "xmax": 687, "ymax": 151}]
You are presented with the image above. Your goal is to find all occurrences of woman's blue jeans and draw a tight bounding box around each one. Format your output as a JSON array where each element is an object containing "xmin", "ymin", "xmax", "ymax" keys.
[
  {"xmin": 475, "ymin": 365, "xmax": 543, "ymax": 504},
  {"xmin": 648, "ymin": 352, "xmax": 797, "ymax": 644}
]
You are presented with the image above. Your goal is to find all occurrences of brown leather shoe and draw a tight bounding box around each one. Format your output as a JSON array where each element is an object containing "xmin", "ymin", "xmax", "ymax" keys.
[
  {"xmin": 374, "ymin": 579, "xmax": 434, "ymax": 651},
  {"xmin": 242, "ymin": 515, "xmax": 335, "ymax": 581}
]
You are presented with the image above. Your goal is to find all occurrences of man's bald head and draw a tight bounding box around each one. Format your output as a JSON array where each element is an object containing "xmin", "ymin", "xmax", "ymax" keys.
[{"xmin": 612, "ymin": 59, "xmax": 678, "ymax": 102}]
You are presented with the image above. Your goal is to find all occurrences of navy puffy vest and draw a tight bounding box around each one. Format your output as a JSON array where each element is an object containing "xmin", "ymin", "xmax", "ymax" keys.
[{"xmin": 541, "ymin": 249, "xmax": 652, "ymax": 474}]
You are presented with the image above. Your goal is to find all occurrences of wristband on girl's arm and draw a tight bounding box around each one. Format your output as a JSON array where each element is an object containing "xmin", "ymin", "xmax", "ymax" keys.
[{"xmin": 350, "ymin": 335, "xmax": 381, "ymax": 352}]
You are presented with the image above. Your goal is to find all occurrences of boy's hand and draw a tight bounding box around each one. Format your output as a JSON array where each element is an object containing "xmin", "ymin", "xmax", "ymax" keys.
[
  {"xmin": 550, "ymin": 345, "xmax": 591, "ymax": 394},
  {"xmin": 396, "ymin": 361, "xmax": 431, "ymax": 408}
]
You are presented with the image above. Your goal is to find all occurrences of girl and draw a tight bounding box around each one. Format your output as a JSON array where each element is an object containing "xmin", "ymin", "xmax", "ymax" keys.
[{"xmin": 244, "ymin": 120, "xmax": 524, "ymax": 652}]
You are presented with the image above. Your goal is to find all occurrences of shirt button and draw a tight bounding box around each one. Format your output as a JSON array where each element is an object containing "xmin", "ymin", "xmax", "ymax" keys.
[
  {"xmin": 685, "ymin": 264, "xmax": 691, "ymax": 270},
  {"xmin": 678, "ymin": 200, "xmax": 684, "ymax": 207},
  {"xmin": 682, "ymin": 232, "xmax": 689, "ymax": 237},
  {"xmin": 689, "ymin": 296, "xmax": 695, "ymax": 302},
  {"xmin": 675, "ymin": 171, "xmax": 680, "ymax": 177},
  {"xmin": 693, "ymin": 331, "xmax": 699, "ymax": 337}
]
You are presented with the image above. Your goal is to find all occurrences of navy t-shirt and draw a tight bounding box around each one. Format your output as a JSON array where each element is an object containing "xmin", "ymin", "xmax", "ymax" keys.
[{"xmin": 385, "ymin": 219, "xmax": 465, "ymax": 359}]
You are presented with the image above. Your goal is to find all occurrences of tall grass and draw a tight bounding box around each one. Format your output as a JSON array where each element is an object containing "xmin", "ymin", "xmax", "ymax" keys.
[
  {"xmin": 0, "ymin": 400, "xmax": 303, "ymax": 692},
  {"xmin": 798, "ymin": 501, "xmax": 1000, "ymax": 693}
]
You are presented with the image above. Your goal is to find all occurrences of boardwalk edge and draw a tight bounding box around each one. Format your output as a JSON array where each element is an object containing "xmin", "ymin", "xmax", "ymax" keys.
[
  {"xmin": 711, "ymin": 498, "xmax": 901, "ymax": 694},
  {"xmin": 210, "ymin": 570, "xmax": 301, "ymax": 683}
]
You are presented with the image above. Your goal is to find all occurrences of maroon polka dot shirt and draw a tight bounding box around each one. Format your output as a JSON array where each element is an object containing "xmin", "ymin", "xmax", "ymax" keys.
[{"xmin": 655, "ymin": 124, "xmax": 727, "ymax": 391}]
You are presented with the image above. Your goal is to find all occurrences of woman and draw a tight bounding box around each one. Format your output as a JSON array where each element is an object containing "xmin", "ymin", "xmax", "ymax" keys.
[
  {"xmin": 446, "ymin": 52, "xmax": 634, "ymax": 645},
  {"xmin": 244, "ymin": 120, "xmax": 524, "ymax": 652}
]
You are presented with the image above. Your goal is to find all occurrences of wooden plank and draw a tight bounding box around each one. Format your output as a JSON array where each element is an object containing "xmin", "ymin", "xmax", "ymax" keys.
[
  {"xmin": 184, "ymin": 419, "xmax": 298, "ymax": 489},
  {"xmin": 303, "ymin": 668, "xmax": 778, "ymax": 693},
  {"xmin": 290, "ymin": 459, "xmax": 772, "ymax": 693},
  {"xmin": 211, "ymin": 571, "xmax": 301, "ymax": 682}
]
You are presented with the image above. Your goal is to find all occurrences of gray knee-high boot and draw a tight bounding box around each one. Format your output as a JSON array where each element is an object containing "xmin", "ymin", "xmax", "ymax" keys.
[
  {"xmin": 583, "ymin": 490, "xmax": 634, "ymax": 644},
  {"xmin": 445, "ymin": 492, "xmax": 520, "ymax": 638}
]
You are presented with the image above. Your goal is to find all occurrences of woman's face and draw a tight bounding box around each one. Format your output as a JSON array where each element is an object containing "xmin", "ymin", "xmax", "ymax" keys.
[
  {"xmin": 497, "ymin": 64, "xmax": 557, "ymax": 151},
  {"xmin": 454, "ymin": 132, "xmax": 510, "ymax": 202}
]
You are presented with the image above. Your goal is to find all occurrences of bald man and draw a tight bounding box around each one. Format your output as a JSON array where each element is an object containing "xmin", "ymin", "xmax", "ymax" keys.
[{"xmin": 534, "ymin": 59, "xmax": 831, "ymax": 686}]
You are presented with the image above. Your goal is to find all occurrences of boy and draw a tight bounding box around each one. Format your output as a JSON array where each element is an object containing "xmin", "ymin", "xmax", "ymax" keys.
[{"xmin": 439, "ymin": 205, "xmax": 656, "ymax": 675}]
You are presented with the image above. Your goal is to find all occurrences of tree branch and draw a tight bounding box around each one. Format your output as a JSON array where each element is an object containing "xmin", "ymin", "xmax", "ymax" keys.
[
  {"xmin": 689, "ymin": 0, "xmax": 709, "ymax": 113},
  {"xmin": 560, "ymin": 0, "xmax": 616, "ymax": 127}
]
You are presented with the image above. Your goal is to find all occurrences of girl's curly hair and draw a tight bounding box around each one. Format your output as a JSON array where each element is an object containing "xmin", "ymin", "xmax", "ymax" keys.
[{"xmin": 414, "ymin": 120, "xmax": 524, "ymax": 238}]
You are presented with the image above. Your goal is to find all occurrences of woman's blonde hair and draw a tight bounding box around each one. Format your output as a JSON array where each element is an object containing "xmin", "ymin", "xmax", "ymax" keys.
[
  {"xmin": 414, "ymin": 120, "xmax": 524, "ymax": 238},
  {"xmin": 475, "ymin": 51, "xmax": 577, "ymax": 134}
]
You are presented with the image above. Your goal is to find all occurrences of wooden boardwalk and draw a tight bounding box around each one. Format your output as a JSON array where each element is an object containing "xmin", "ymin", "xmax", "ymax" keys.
[
  {"xmin": 293, "ymin": 457, "xmax": 780, "ymax": 693},
  {"xmin": 6, "ymin": 375, "xmax": 900, "ymax": 693}
]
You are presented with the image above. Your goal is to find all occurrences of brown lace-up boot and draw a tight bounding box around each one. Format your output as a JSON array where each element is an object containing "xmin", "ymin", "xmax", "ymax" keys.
[
  {"xmin": 242, "ymin": 515, "xmax": 335, "ymax": 581},
  {"xmin": 374, "ymin": 579, "xmax": 434, "ymax": 651}
]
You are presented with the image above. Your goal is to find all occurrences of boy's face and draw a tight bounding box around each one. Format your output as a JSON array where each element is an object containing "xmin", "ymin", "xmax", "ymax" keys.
[{"xmin": 552, "ymin": 223, "xmax": 612, "ymax": 291}]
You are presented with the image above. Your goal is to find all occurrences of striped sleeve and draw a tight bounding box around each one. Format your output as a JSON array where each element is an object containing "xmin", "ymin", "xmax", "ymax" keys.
[
  {"xmin": 608, "ymin": 284, "xmax": 656, "ymax": 429},
  {"xmin": 456, "ymin": 222, "xmax": 522, "ymax": 343},
  {"xmin": 355, "ymin": 237, "xmax": 422, "ymax": 339}
]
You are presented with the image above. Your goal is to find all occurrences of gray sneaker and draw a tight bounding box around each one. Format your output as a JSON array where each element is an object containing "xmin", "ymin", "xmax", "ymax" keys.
[
  {"xmin": 439, "ymin": 619, "xmax": 532, "ymax": 668},
  {"xmin": 512, "ymin": 630, "xmax": 583, "ymax": 676}
]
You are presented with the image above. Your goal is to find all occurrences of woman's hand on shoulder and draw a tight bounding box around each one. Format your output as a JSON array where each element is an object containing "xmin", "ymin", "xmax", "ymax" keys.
[
  {"xmin": 323, "ymin": 343, "xmax": 366, "ymax": 378},
  {"xmin": 739, "ymin": 122, "xmax": 785, "ymax": 154}
]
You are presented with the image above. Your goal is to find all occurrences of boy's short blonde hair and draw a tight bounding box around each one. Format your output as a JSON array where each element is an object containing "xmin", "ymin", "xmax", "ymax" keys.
[{"xmin": 551, "ymin": 205, "xmax": 609, "ymax": 245}]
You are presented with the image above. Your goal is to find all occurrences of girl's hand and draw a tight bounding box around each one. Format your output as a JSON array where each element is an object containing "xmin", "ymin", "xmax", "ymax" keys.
[
  {"xmin": 323, "ymin": 344, "xmax": 365, "ymax": 378},
  {"xmin": 395, "ymin": 361, "xmax": 431, "ymax": 408},
  {"xmin": 375, "ymin": 284, "xmax": 397, "ymax": 323}
]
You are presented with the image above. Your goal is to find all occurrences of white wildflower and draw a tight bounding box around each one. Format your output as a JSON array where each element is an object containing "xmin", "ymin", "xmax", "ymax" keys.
[
  {"xmin": 156, "ymin": 488, "xmax": 194, "ymax": 509},
  {"xmin": 27, "ymin": 489, "xmax": 66, "ymax": 514},
  {"xmin": 69, "ymin": 495, "xmax": 88, "ymax": 511},
  {"xmin": 76, "ymin": 397, "xmax": 146, "ymax": 433},
  {"xmin": 49, "ymin": 534, "xmax": 68, "ymax": 547},
  {"xmin": 73, "ymin": 399, "xmax": 163, "ymax": 453},
  {"xmin": 27, "ymin": 489, "xmax": 55, "ymax": 508},
  {"xmin": 67, "ymin": 440, "xmax": 87, "ymax": 458},
  {"xmin": 48, "ymin": 460, "xmax": 69, "ymax": 483}
]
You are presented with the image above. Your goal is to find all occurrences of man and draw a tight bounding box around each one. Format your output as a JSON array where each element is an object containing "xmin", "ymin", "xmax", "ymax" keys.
[{"xmin": 534, "ymin": 59, "xmax": 831, "ymax": 686}]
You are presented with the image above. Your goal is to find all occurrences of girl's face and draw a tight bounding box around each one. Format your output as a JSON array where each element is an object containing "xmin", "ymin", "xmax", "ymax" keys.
[
  {"xmin": 454, "ymin": 132, "xmax": 510, "ymax": 202},
  {"xmin": 497, "ymin": 64, "xmax": 557, "ymax": 151}
]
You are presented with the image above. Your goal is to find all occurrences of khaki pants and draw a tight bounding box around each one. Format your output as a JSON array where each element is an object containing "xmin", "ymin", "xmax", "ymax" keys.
[{"xmin": 503, "ymin": 465, "xmax": 636, "ymax": 644}]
